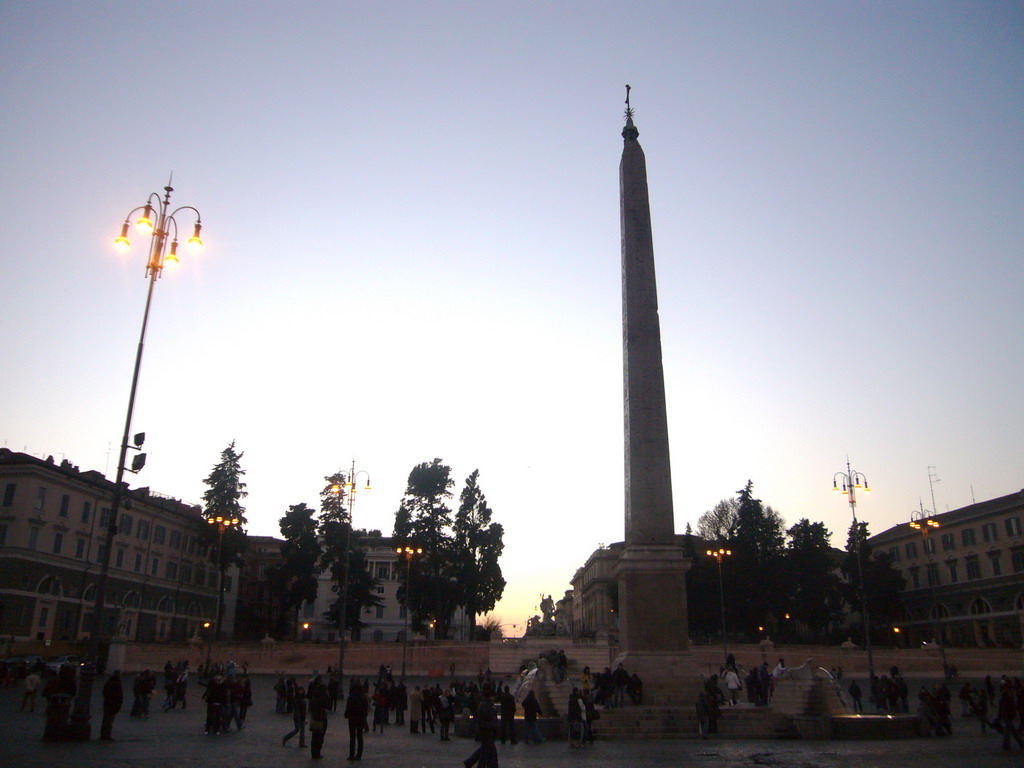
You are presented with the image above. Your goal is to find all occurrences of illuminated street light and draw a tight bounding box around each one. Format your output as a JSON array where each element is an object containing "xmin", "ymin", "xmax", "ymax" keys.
[
  {"xmin": 706, "ymin": 547, "xmax": 732, "ymax": 665},
  {"xmin": 833, "ymin": 458, "xmax": 875, "ymax": 682},
  {"xmin": 71, "ymin": 181, "xmax": 204, "ymax": 741},
  {"xmin": 396, "ymin": 544, "xmax": 424, "ymax": 677},
  {"xmin": 330, "ymin": 460, "xmax": 371, "ymax": 695},
  {"xmin": 910, "ymin": 503, "xmax": 950, "ymax": 678}
]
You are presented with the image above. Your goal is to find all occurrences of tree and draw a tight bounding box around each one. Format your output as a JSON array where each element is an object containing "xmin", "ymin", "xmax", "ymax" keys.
[
  {"xmin": 842, "ymin": 520, "xmax": 906, "ymax": 641},
  {"xmin": 696, "ymin": 498, "xmax": 739, "ymax": 542},
  {"xmin": 393, "ymin": 459, "xmax": 461, "ymax": 638},
  {"xmin": 784, "ymin": 519, "xmax": 843, "ymax": 642},
  {"xmin": 726, "ymin": 480, "xmax": 787, "ymax": 637},
  {"xmin": 201, "ymin": 441, "xmax": 248, "ymax": 638},
  {"xmin": 476, "ymin": 614, "xmax": 504, "ymax": 640},
  {"xmin": 452, "ymin": 469, "xmax": 506, "ymax": 639},
  {"xmin": 318, "ymin": 472, "xmax": 381, "ymax": 634},
  {"xmin": 278, "ymin": 502, "xmax": 320, "ymax": 631}
]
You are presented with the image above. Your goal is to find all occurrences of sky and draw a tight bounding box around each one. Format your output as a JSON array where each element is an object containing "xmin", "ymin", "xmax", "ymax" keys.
[{"xmin": 2, "ymin": 1, "xmax": 1022, "ymax": 635}]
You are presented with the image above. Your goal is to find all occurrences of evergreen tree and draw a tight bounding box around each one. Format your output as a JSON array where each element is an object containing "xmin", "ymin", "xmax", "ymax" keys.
[
  {"xmin": 841, "ymin": 520, "xmax": 906, "ymax": 641},
  {"xmin": 278, "ymin": 502, "xmax": 320, "ymax": 630},
  {"xmin": 201, "ymin": 441, "xmax": 248, "ymax": 639},
  {"xmin": 452, "ymin": 469, "xmax": 506, "ymax": 638},
  {"xmin": 727, "ymin": 480, "xmax": 787, "ymax": 636},
  {"xmin": 784, "ymin": 519, "xmax": 843, "ymax": 642},
  {"xmin": 393, "ymin": 459, "xmax": 461, "ymax": 638}
]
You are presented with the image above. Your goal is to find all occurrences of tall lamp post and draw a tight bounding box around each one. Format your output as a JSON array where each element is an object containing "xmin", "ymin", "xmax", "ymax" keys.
[
  {"xmin": 706, "ymin": 547, "xmax": 732, "ymax": 665},
  {"xmin": 396, "ymin": 545, "xmax": 423, "ymax": 678},
  {"xmin": 330, "ymin": 460, "xmax": 371, "ymax": 696},
  {"xmin": 833, "ymin": 459, "xmax": 875, "ymax": 683},
  {"xmin": 71, "ymin": 181, "xmax": 204, "ymax": 741},
  {"xmin": 910, "ymin": 504, "xmax": 950, "ymax": 678},
  {"xmin": 207, "ymin": 515, "xmax": 242, "ymax": 644}
]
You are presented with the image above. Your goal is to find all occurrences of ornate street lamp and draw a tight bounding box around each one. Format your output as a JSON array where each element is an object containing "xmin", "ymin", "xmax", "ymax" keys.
[
  {"xmin": 70, "ymin": 181, "xmax": 204, "ymax": 741},
  {"xmin": 833, "ymin": 459, "xmax": 875, "ymax": 683},
  {"xmin": 207, "ymin": 515, "xmax": 242, "ymax": 643},
  {"xmin": 706, "ymin": 547, "xmax": 732, "ymax": 665},
  {"xmin": 910, "ymin": 503, "xmax": 950, "ymax": 677},
  {"xmin": 396, "ymin": 544, "xmax": 423, "ymax": 677},
  {"xmin": 329, "ymin": 460, "xmax": 370, "ymax": 695}
]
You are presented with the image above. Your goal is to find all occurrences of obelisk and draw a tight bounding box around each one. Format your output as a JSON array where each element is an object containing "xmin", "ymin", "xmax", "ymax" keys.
[{"xmin": 613, "ymin": 87, "xmax": 693, "ymax": 691}]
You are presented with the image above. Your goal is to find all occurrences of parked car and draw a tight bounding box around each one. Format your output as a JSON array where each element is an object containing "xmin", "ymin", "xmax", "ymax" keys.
[{"xmin": 44, "ymin": 654, "xmax": 80, "ymax": 673}]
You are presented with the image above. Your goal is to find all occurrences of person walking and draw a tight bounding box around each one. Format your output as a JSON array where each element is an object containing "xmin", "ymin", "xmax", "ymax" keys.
[
  {"xmin": 345, "ymin": 682, "xmax": 370, "ymax": 760},
  {"xmin": 100, "ymin": 670, "xmax": 124, "ymax": 741},
  {"xmin": 282, "ymin": 684, "xmax": 307, "ymax": 748},
  {"xmin": 464, "ymin": 688, "xmax": 499, "ymax": 768},
  {"xmin": 409, "ymin": 685, "xmax": 423, "ymax": 734},
  {"xmin": 308, "ymin": 681, "xmax": 331, "ymax": 759},
  {"xmin": 567, "ymin": 687, "xmax": 584, "ymax": 748},
  {"xmin": 20, "ymin": 669, "xmax": 41, "ymax": 712}
]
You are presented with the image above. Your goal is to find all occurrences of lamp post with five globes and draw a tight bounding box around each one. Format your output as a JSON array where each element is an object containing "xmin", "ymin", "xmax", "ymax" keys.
[{"xmin": 833, "ymin": 459, "xmax": 875, "ymax": 683}]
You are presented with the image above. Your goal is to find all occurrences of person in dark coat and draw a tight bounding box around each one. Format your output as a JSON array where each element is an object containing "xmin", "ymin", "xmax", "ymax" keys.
[
  {"xmin": 498, "ymin": 685, "xmax": 517, "ymax": 744},
  {"xmin": 282, "ymin": 684, "xmax": 307, "ymax": 748},
  {"xmin": 345, "ymin": 682, "xmax": 370, "ymax": 760},
  {"xmin": 464, "ymin": 688, "xmax": 499, "ymax": 768},
  {"xmin": 101, "ymin": 670, "xmax": 124, "ymax": 741},
  {"xmin": 308, "ymin": 682, "xmax": 331, "ymax": 759}
]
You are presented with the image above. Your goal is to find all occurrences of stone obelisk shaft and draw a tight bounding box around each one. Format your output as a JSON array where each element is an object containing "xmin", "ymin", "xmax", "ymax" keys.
[
  {"xmin": 621, "ymin": 118, "xmax": 675, "ymax": 546},
  {"xmin": 614, "ymin": 113, "xmax": 693, "ymax": 686}
]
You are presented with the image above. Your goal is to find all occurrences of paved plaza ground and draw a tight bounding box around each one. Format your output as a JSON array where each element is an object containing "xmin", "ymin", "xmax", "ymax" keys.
[{"xmin": 1, "ymin": 674, "xmax": 1018, "ymax": 768}]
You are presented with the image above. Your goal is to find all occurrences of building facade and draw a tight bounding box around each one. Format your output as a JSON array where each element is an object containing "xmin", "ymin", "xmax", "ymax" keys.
[
  {"xmin": 869, "ymin": 489, "xmax": 1024, "ymax": 648},
  {"xmin": 0, "ymin": 449, "xmax": 218, "ymax": 643},
  {"xmin": 299, "ymin": 535, "xmax": 469, "ymax": 643}
]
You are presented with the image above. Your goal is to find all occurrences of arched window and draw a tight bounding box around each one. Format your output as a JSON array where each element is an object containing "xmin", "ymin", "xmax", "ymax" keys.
[
  {"xmin": 930, "ymin": 603, "xmax": 951, "ymax": 620},
  {"xmin": 157, "ymin": 596, "xmax": 174, "ymax": 614},
  {"xmin": 37, "ymin": 576, "xmax": 62, "ymax": 596},
  {"xmin": 122, "ymin": 591, "xmax": 141, "ymax": 609},
  {"xmin": 83, "ymin": 584, "xmax": 96, "ymax": 602},
  {"xmin": 970, "ymin": 598, "xmax": 992, "ymax": 615}
]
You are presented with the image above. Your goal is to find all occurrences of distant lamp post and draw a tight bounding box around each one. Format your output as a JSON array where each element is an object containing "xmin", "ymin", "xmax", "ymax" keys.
[
  {"xmin": 910, "ymin": 504, "xmax": 950, "ymax": 677},
  {"xmin": 396, "ymin": 545, "xmax": 423, "ymax": 677},
  {"xmin": 833, "ymin": 459, "xmax": 875, "ymax": 682},
  {"xmin": 706, "ymin": 547, "xmax": 732, "ymax": 665},
  {"xmin": 207, "ymin": 515, "xmax": 241, "ymax": 642},
  {"xmin": 71, "ymin": 181, "xmax": 204, "ymax": 741},
  {"xmin": 330, "ymin": 460, "xmax": 371, "ymax": 695},
  {"xmin": 302, "ymin": 622, "xmax": 311, "ymax": 641}
]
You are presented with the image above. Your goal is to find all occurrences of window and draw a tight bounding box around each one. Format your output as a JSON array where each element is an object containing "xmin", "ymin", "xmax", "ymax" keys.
[
  {"xmin": 982, "ymin": 523, "xmax": 998, "ymax": 543},
  {"xmin": 153, "ymin": 525, "xmax": 166, "ymax": 545},
  {"xmin": 1013, "ymin": 549, "xmax": 1024, "ymax": 573},
  {"xmin": 52, "ymin": 532, "xmax": 63, "ymax": 555},
  {"xmin": 0, "ymin": 523, "xmax": 7, "ymax": 546},
  {"xmin": 137, "ymin": 520, "xmax": 149, "ymax": 540},
  {"xmin": 115, "ymin": 548, "xmax": 125, "ymax": 568},
  {"xmin": 926, "ymin": 563, "xmax": 939, "ymax": 587},
  {"xmin": 2, "ymin": 483, "xmax": 15, "ymax": 507},
  {"xmin": 195, "ymin": 567, "xmax": 205, "ymax": 586},
  {"xmin": 962, "ymin": 528, "xmax": 977, "ymax": 546},
  {"xmin": 990, "ymin": 554, "xmax": 1002, "ymax": 577},
  {"xmin": 96, "ymin": 544, "xmax": 107, "ymax": 564},
  {"xmin": 375, "ymin": 605, "xmax": 385, "ymax": 619},
  {"xmin": 151, "ymin": 557, "xmax": 160, "ymax": 576},
  {"xmin": 180, "ymin": 564, "xmax": 192, "ymax": 583},
  {"xmin": 888, "ymin": 546, "xmax": 900, "ymax": 563},
  {"xmin": 59, "ymin": 495, "xmax": 70, "ymax": 518},
  {"xmin": 905, "ymin": 541, "xmax": 918, "ymax": 559},
  {"xmin": 34, "ymin": 487, "xmax": 46, "ymax": 510},
  {"xmin": 133, "ymin": 553, "xmax": 142, "ymax": 573},
  {"xmin": 169, "ymin": 530, "xmax": 182, "ymax": 549},
  {"xmin": 119, "ymin": 514, "xmax": 133, "ymax": 537},
  {"xmin": 1007, "ymin": 517, "xmax": 1022, "ymax": 537},
  {"xmin": 27, "ymin": 526, "xmax": 40, "ymax": 551},
  {"xmin": 376, "ymin": 565, "xmax": 391, "ymax": 580},
  {"xmin": 75, "ymin": 539, "xmax": 86, "ymax": 559},
  {"xmin": 80, "ymin": 501, "xmax": 92, "ymax": 524},
  {"xmin": 966, "ymin": 555, "xmax": 981, "ymax": 579},
  {"xmin": 941, "ymin": 533, "xmax": 955, "ymax": 551},
  {"xmin": 947, "ymin": 561, "xmax": 959, "ymax": 583},
  {"xmin": 924, "ymin": 538, "xmax": 936, "ymax": 555},
  {"xmin": 186, "ymin": 536, "xmax": 196, "ymax": 555},
  {"xmin": 166, "ymin": 561, "xmax": 178, "ymax": 580},
  {"xmin": 911, "ymin": 569, "xmax": 921, "ymax": 588},
  {"xmin": 38, "ymin": 606, "xmax": 49, "ymax": 628},
  {"xmin": 99, "ymin": 508, "xmax": 114, "ymax": 529}
]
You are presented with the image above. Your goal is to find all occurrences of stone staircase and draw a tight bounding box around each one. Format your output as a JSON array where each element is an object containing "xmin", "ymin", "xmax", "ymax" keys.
[{"xmin": 591, "ymin": 703, "xmax": 792, "ymax": 740}]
